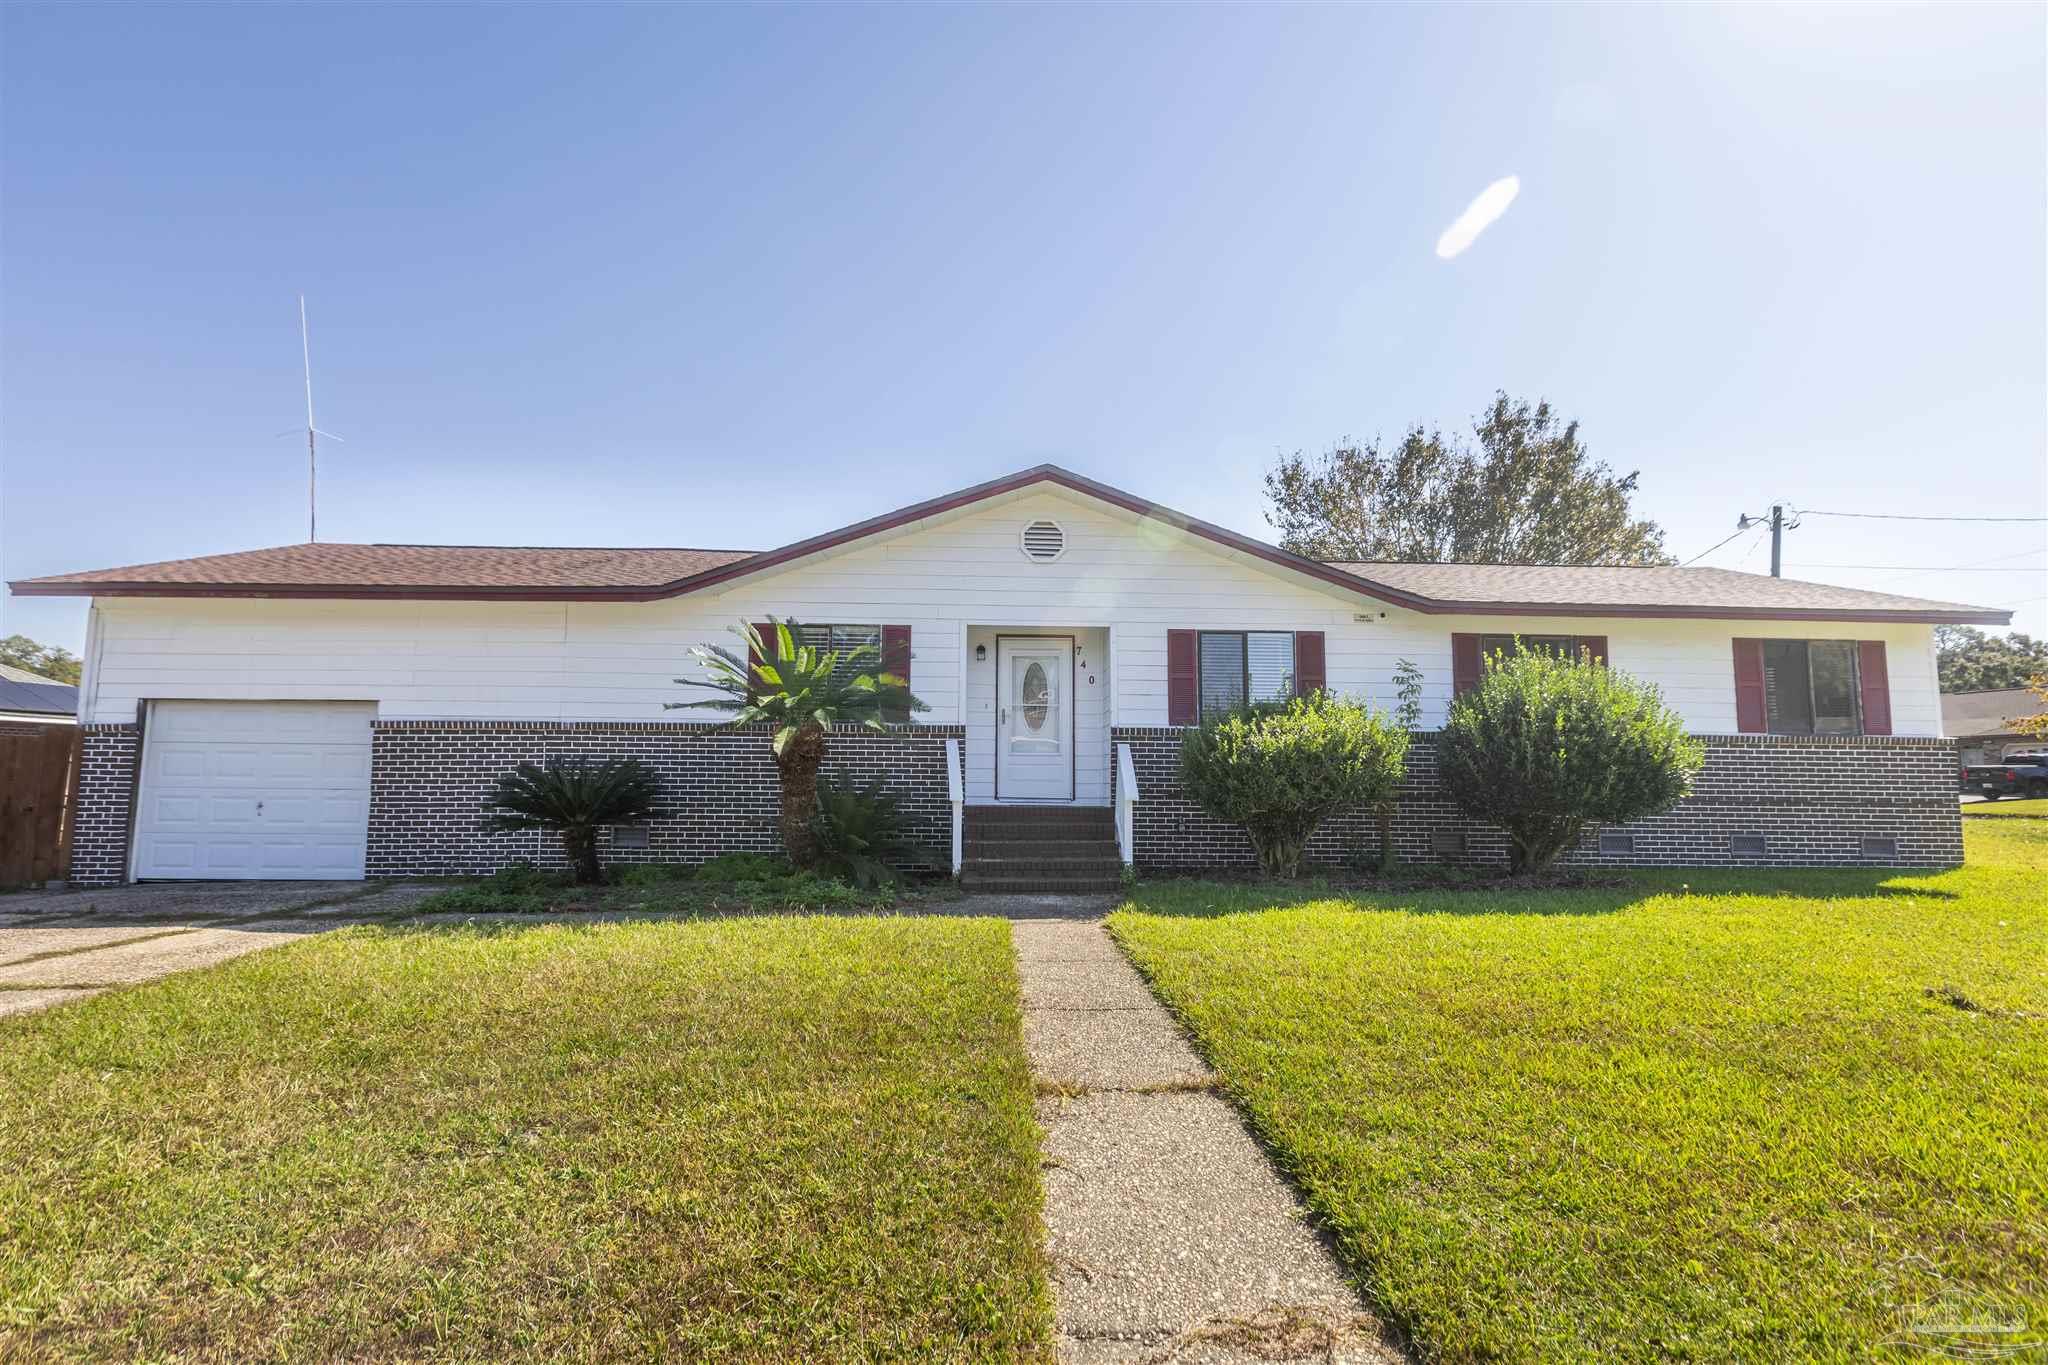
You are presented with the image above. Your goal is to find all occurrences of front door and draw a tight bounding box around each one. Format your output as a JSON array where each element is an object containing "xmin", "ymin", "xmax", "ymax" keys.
[{"xmin": 996, "ymin": 637, "xmax": 1074, "ymax": 801}]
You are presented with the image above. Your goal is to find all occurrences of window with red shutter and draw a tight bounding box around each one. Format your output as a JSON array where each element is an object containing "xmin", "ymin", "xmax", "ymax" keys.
[
  {"xmin": 1167, "ymin": 630, "xmax": 1198, "ymax": 725},
  {"xmin": 881, "ymin": 625, "xmax": 912, "ymax": 724},
  {"xmin": 1451, "ymin": 634, "xmax": 1482, "ymax": 696},
  {"xmin": 1732, "ymin": 639, "xmax": 1767, "ymax": 733},
  {"xmin": 1294, "ymin": 631, "xmax": 1326, "ymax": 697},
  {"xmin": 1740, "ymin": 638, "xmax": 1884, "ymax": 735},
  {"xmin": 1856, "ymin": 641, "xmax": 1891, "ymax": 735}
]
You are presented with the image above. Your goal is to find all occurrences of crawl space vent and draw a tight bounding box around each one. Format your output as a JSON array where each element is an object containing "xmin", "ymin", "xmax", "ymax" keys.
[{"xmin": 1020, "ymin": 519, "xmax": 1067, "ymax": 562}]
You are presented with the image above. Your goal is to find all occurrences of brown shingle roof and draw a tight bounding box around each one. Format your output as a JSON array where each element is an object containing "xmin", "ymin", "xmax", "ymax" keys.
[
  {"xmin": 5, "ymin": 465, "xmax": 2013, "ymax": 623},
  {"xmin": 13, "ymin": 543, "xmax": 758, "ymax": 594},
  {"xmin": 1323, "ymin": 562, "xmax": 2001, "ymax": 619}
]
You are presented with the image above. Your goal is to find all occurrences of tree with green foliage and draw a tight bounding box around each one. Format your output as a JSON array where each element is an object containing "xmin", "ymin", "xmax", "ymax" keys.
[
  {"xmin": 482, "ymin": 757, "xmax": 661, "ymax": 884},
  {"xmin": 1179, "ymin": 693, "xmax": 1409, "ymax": 878},
  {"xmin": 0, "ymin": 634, "xmax": 81, "ymax": 684},
  {"xmin": 670, "ymin": 619, "xmax": 924, "ymax": 869},
  {"xmin": 1935, "ymin": 625, "xmax": 2048, "ymax": 693},
  {"xmin": 1438, "ymin": 644, "xmax": 1704, "ymax": 874},
  {"xmin": 1264, "ymin": 393, "xmax": 1670, "ymax": 565}
]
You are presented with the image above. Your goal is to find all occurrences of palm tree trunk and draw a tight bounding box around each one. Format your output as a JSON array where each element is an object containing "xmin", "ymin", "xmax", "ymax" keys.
[
  {"xmin": 562, "ymin": 826, "xmax": 603, "ymax": 885},
  {"xmin": 775, "ymin": 723, "xmax": 828, "ymax": 868}
]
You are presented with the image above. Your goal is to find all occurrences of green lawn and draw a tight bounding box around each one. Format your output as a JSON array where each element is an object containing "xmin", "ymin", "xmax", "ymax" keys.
[
  {"xmin": 0, "ymin": 917, "xmax": 1050, "ymax": 1362},
  {"xmin": 1111, "ymin": 822, "xmax": 2048, "ymax": 1362},
  {"xmin": 1965, "ymin": 796, "xmax": 2048, "ymax": 818}
]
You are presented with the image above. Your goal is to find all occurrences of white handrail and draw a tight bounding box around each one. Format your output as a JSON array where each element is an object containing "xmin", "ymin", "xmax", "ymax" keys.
[
  {"xmin": 1115, "ymin": 742, "xmax": 1138, "ymax": 867},
  {"xmin": 944, "ymin": 737, "xmax": 964, "ymax": 875}
]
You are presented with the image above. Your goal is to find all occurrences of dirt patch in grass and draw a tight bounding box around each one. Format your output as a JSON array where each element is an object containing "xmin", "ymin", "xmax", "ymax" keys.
[{"xmin": 0, "ymin": 916, "xmax": 1050, "ymax": 1361}]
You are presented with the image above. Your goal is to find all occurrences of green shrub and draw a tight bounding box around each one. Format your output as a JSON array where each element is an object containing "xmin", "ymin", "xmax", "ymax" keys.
[
  {"xmin": 1179, "ymin": 693, "xmax": 1409, "ymax": 877},
  {"xmin": 482, "ymin": 861, "xmax": 569, "ymax": 894},
  {"xmin": 416, "ymin": 862, "xmax": 574, "ymax": 915},
  {"xmin": 612, "ymin": 862, "xmax": 694, "ymax": 887},
  {"xmin": 693, "ymin": 851, "xmax": 795, "ymax": 883},
  {"xmin": 812, "ymin": 773, "xmax": 942, "ymax": 889},
  {"xmin": 1437, "ymin": 643, "xmax": 1705, "ymax": 873},
  {"xmin": 481, "ymin": 758, "xmax": 661, "ymax": 884}
]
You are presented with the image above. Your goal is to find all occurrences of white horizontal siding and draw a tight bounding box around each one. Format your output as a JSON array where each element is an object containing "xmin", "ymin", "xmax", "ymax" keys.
[{"xmin": 81, "ymin": 488, "xmax": 1941, "ymax": 738}]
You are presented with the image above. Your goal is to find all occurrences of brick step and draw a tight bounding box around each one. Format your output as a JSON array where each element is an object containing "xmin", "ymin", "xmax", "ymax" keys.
[
  {"xmin": 961, "ymin": 828, "xmax": 1115, "ymax": 843},
  {"xmin": 963, "ymin": 835, "xmax": 1120, "ymax": 856},
  {"xmin": 962, "ymin": 855, "xmax": 1124, "ymax": 875},
  {"xmin": 962, "ymin": 818, "xmax": 1114, "ymax": 839},
  {"xmin": 965, "ymin": 805, "xmax": 1115, "ymax": 819},
  {"xmin": 961, "ymin": 873, "xmax": 1124, "ymax": 894}
]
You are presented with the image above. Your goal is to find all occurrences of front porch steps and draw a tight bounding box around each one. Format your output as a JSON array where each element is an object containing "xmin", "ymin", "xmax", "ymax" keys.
[{"xmin": 961, "ymin": 805, "xmax": 1123, "ymax": 894}]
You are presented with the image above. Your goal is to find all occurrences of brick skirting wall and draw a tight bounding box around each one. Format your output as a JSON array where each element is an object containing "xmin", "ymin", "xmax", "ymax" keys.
[
  {"xmin": 69, "ymin": 723, "xmax": 142, "ymax": 886},
  {"xmin": 365, "ymin": 721, "xmax": 966, "ymax": 877},
  {"xmin": 64, "ymin": 716, "xmax": 1964, "ymax": 884},
  {"xmin": 1115, "ymin": 728, "xmax": 1964, "ymax": 870}
]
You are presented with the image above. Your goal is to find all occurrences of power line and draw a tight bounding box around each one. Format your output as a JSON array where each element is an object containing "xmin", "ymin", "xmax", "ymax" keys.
[
  {"xmin": 1795, "ymin": 509, "xmax": 2048, "ymax": 523},
  {"xmin": 1790, "ymin": 564, "xmax": 2044, "ymax": 571},
  {"xmin": 1681, "ymin": 524, "xmax": 1761, "ymax": 567}
]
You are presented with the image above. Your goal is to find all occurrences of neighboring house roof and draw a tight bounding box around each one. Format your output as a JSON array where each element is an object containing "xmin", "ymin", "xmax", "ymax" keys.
[
  {"xmin": 1941, "ymin": 687, "xmax": 2048, "ymax": 739},
  {"xmin": 0, "ymin": 663, "xmax": 78, "ymax": 718},
  {"xmin": 8, "ymin": 464, "xmax": 2013, "ymax": 624}
]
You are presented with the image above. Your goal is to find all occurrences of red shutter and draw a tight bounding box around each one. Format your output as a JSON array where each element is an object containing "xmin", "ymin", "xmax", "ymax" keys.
[
  {"xmin": 748, "ymin": 621, "xmax": 776, "ymax": 702},
  {"xmin": 1857, "ymin": 641, "xmax": 1892, "ymax": 736},
  {"xmin": 1732, "ymin": 638, "xmax": 1767, "ymax": 733},
  {"xmin": 1451, "ymin": 634, "xmax": 1482, "ymax": 696},
  {"xmin": 1579, "ymin": 636, "xmax": 1608, "ymax": 666},
  {"xmin": 881, "ymin": 625, "xmax": 912, "ymax": 724},
  {"xmin": 1294, "ymin": 631, "xmax": 1326, "ymax": 698},
  {"xmin": 1167, "ymin": 630, "xmax": 1198, "ymax": 725}
]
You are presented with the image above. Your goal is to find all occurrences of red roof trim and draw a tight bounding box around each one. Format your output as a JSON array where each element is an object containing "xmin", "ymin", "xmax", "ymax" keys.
[{"xmin": 6, "ymin": 463, "xmax": 2014, "ymax": 625}]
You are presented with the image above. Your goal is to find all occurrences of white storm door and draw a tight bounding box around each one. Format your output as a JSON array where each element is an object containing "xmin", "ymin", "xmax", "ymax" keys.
[
  {"xmin": 996, "ymin": 638, "xmax": 1074, "ymax": 801},
  {"xmin": 132, "ymin": 701, "xmax": 375, "ymax": 880}
]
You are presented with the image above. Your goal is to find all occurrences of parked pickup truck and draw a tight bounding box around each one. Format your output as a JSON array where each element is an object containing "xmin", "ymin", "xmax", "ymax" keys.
[{"xmin": 1963, "ymin": 753, "xmax": 2048, "ymax": 800}]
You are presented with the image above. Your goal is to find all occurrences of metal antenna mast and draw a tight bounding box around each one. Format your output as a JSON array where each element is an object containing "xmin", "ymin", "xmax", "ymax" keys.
[{"xmin": 296, "ymin": 295, "xmax": 343, "ymax": 542}]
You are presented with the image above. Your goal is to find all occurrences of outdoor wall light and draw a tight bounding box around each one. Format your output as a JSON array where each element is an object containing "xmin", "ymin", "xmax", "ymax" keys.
[{"xmin": 975, "ymin": 644, "xmax": 988, "ymax": 661}]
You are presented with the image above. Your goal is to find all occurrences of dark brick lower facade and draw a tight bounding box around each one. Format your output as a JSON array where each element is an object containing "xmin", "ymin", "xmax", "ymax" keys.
[
  {"xmin": 70, "ymin": 723, "xmax": 142, "ymax": 886},
  {"xmin": 365, "ymin": 721, "xmax": 966, "ymax": 877},
  {"xmin": 67, "ymin": 714, "xmax": 1964, "ymax": 884},
  {"xmin": 1115, "ymin": 727, "xmax": 1965, "ymax": 870}
]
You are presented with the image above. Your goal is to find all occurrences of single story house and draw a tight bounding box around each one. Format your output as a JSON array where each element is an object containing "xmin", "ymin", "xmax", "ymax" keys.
[
  {"xmin": 0, "ymin": 662, "xmax": 79, "ymax": 734},
  {"xmin": 1941, "ymin": 687, "xmax": 2048, "ymax": 767},
  {"xmin": 10, "ymin": 465, "xmax": 2008, "ymax": 887}
]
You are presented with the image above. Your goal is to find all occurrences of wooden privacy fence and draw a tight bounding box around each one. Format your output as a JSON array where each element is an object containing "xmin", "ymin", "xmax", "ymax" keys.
[{"xmin": 0, "ymin": 726, "xmax": 82, "ymax": 887}]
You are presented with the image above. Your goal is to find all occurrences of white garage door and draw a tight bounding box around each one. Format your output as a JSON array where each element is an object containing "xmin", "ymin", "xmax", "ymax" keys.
[{"xmin": 132, "ymin": 701, "xmax": 374, "ymax": 880}]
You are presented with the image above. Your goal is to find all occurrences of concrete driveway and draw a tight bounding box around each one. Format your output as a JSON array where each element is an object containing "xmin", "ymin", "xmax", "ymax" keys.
[{"xmin": 0, "ymin": 880, "xmax": 440, "ymax": 1018}]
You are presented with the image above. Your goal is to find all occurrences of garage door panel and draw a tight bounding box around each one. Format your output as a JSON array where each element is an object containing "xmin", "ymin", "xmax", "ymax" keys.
[
  {"xmin": 134, "ymin": 702, "xmax": 374, "ymax": 881},
  {"xmin": 148, "ymin": 744, "xmax": 367, "ymax": 788}
]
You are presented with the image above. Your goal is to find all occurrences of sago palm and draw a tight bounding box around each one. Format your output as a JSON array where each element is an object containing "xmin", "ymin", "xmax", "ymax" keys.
[
  {"xmin": 668, "ymin": 619, "xmax": 924, "ymax": 869},
  {"xmin": 482, "ymin": 757, "xmax": 661, "ymax": 884}
]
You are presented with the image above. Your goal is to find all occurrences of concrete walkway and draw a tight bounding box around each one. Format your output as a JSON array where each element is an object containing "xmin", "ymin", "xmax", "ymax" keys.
[
  {"xmin": 0, "ymin": 882, "xmax": 441, "ymax": 1017},
  {"xmin": 1011, "ymin": 911, "xmax": 1400, "ymax": 1364}
]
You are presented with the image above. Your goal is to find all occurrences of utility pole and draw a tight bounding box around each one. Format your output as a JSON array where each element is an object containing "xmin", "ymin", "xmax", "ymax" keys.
[{"xmin": 1734, "ymin": 504, "xmax": 1791, "ymax": 576}]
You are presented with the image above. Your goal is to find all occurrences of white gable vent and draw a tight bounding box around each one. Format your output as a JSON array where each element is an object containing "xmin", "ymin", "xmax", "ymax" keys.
[{"xmin": 1020, "ymin": 519, "xmax": 1067, "ymax": 562}]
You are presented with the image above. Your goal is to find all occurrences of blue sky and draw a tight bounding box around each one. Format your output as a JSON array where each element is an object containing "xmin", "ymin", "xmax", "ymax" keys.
[{"xmin": 4, "ymin": 4, "xmax": 2043, "ymax": 653}]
